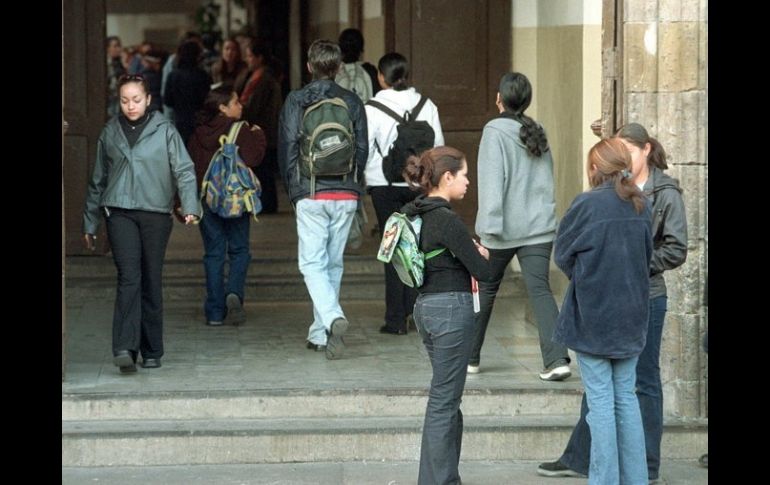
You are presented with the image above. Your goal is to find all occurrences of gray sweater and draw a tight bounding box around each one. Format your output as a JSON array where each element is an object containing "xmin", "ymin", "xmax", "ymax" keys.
[{"xmin": 474, "ymin": 117, "xmax": 557, "ymax": 249}]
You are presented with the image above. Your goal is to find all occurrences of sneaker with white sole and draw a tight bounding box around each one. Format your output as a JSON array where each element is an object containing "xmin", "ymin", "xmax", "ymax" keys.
[
  {"xmin": 539, "ymin": 364, "xmax": 571, "ymax": 381},
  {"xmin": 325, "ymin": 317, "xmax": 349, "ymax": 360},
  {"xmin": 537, "ymin": 460, "xmax": 586, "ymax": 477},
  {"xmin": 467, "ymin": 364, "xmax": 480, "ymax": 374},
  {"xmin": 224, "ymin": 293, "xmax": 246, "ymax": 326}
]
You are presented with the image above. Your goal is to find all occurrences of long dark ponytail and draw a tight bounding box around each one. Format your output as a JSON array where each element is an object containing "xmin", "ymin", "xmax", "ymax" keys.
[{"xmin": 498, "ymin": 72, "xmax": 548, "ymax": 158}]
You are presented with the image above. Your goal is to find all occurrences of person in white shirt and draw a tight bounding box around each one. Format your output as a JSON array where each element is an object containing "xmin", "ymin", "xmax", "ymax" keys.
[{"xmin": 365, "ymin": 52, "xmax": 444, "ymax": 335}]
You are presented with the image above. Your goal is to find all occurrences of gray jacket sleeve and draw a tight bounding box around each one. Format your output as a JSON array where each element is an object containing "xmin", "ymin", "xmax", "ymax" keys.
[
  {"xmin": 166, "ymin": 125, "xmax": 201, "ymax": 217},
  {"xmin": 650, "ymin": 187, "xmax": 687, "ymax": 275},
  {"xmin": 82, "ymin": 136, "xmax": 108, "ymax": 235},
  {"xmin": 475, "ymin": 126, "xmax": 506, "ymax": 238}
]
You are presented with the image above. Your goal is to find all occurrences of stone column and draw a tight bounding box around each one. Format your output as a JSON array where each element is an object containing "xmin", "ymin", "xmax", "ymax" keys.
[{"xmin": 623, "ymin": 0, "xmax": 708, "ymax": 418}]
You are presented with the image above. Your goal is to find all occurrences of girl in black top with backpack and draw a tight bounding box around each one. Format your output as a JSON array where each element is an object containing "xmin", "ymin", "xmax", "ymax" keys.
[{"xmin": 400, "ymin": 146, "xmax": 492, "ymax": 485}]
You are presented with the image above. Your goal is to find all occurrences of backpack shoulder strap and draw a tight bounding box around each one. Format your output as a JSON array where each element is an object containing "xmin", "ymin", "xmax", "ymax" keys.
[
  {"xmin": 226, "ymin": 120, "xmax": 247, "ymax": 143},
  {"xmin": 411, "ymin": 95, "xmax": 429, "ymax": 119},
  {"xmin": 366, "ymin": 99, "xmax": 405, "ymax": 124}
]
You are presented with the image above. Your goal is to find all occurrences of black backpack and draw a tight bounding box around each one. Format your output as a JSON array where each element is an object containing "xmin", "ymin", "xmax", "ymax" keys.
[{"xmin": 367, "ymin": 95, "xmax": 435, "ymax": 184}]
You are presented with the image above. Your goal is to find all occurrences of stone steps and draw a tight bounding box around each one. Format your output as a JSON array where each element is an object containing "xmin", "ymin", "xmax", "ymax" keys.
[{"xmin": 62, "ymin": 413, "xmax": 707, "ymax": 466}]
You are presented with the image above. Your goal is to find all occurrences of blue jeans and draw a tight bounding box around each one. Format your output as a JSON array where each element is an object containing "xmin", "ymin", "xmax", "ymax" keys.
[
  {"xmin": 577, "ymin": 352, "xmax": 647, "ymax": 485},
  {"xmin": 414, "ymin": 292, "xmax": 475, "ymax": 485},
  {"xmin": 296, "ymin": 198, "xmax": 357, "ymax": 345},
  {"xmin": 560, "ymin": 296, "xmax": 667, "ymax": 480},
  {"xmin": 199, "ymin": 204, "xmax": 252, "ymax": 321}
]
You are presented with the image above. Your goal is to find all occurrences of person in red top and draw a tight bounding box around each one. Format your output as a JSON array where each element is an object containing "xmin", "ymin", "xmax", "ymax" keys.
[{"xmin": 187, "ymin": 85, "xmax": 266, "ymax": 326}]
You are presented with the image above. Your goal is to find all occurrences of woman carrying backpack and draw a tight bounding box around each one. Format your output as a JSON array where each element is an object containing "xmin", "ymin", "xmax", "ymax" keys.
[
  {"xmin": 82, "ymin": 74, "xmax": 200, "ymax": 373},
  {"xmin": 401, "ymin": 146, "xmax": 492, "ymax": 485},
  {"xmin": 187, "ymin": 85, "xmax": 266, "ymax": 326},
  {"xmin": 365, "ymin": 52, "xmax": 444, "ymax": 335}
]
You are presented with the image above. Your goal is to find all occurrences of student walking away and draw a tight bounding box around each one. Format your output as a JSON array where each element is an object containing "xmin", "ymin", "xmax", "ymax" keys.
[
  {"xmin": 470, "ymin": 72, "xmax": 570, "ymax": 379},
  {"xmin": 187, "ymin": 85, "xmax": 266, "ymax": 327},
  {"xmin": 335, "ymin": 28, "xmax": 374, "ymax": 103},
  {"xmin": 365, "ymin": 52, "xmax": 444, "ymax": 335},
  {"xmin": 550, "ymin": 138, "xmax": 653, "ymax": 485},
  {"xmin": 400, "ymin": 146, "xmax": 492, "ymax": 485},
  {"xmin": 538, "ymin": 123, "xmax": 687, "ymax": 483},
  {"xmin": 277, "ymin": 39, "xmax": 368, "ymax": 360},
  {"xmin": 82, "ymin": 74, "xmax": 200, "ymax": 374},
  {"xmin": 164, "ymin": 40, "xmax": 212, "ymax": 144}
]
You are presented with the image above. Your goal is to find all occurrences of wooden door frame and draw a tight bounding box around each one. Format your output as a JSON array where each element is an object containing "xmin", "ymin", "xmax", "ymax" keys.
[{"xmin": 601, "ymin": 0, "xmax": 624, "ymax": 137}]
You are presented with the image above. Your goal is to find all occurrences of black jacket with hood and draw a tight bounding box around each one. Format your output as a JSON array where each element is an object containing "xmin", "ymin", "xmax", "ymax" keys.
[
  {"xmin": 277, "ymin": 79, "xmax": 368, "ymax": 205},
  {"xmin": 402, "ymin": 195, "xmax": 492, "ymax": 294}
]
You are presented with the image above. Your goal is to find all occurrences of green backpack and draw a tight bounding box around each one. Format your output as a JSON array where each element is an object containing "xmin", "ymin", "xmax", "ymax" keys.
[
  {"xmin": 377, "ymin": 212, "xmax": 445, "ymax": 288},
  {"xmin": 299, "ymin": 97, "xmax": 356, "ymax": 196}
]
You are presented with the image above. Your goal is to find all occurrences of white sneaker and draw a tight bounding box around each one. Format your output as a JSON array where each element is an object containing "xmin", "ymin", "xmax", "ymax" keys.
[
  {"xmin": 539, "ymin": 364, "xmax": 571, "ymax": 381},
  {"xmin": 467, "ymin": 364, "xmax": 480, "ymax": 374}
]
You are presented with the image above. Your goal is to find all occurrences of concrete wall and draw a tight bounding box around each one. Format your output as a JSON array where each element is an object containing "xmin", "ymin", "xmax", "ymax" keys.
[
  {"xmin": 512, "ymin": 0, "xmax": 602, "ymax": 217},
  {"xmin": 622, "ymin": 0, "xmax": 708, "ymax": 419}
]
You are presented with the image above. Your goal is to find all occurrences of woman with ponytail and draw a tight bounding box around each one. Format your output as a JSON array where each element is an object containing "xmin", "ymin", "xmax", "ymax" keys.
[
  {"xmin": 538, "ymin": 123, "xmax": 688, "ymax": 482},
  {"xmin": 401, "ymin": 146, "xmax": 492, "ymax": 485},
  {"xmin": 470, "ymin": 72, "xmax": 571, "ymax": 380},
  {"xmin": 551, "ymin": 137, "xmax": 652, "ymax": 485}
]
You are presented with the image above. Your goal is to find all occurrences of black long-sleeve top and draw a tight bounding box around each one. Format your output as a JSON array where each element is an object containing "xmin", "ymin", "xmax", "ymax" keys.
[{"xmin": 402, "ymin": 195, "xmax": 492, "ymax": 294}]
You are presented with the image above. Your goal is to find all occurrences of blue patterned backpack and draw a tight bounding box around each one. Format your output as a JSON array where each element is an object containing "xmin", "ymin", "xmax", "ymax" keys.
[{"xmin": 200, "ymin": 121, "xmax": 262, "ymax": 220}]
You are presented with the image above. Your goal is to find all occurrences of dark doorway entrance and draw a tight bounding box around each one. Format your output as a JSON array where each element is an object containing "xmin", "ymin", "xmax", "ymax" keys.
[{"xmin": 387, "ymin": 0, "xmax": 511, "ymax": 223}]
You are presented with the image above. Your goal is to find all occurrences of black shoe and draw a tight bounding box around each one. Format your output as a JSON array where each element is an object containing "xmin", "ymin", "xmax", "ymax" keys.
[
  {"xmin": 140, "ymin": 358, "xmax": 161, "ymax": 368},
  {"xmin": 537, "ymin": 460, "xmax": 585, "ymax": 478},
  {"xmin": 306, "ymin": 341, "xmax": 326, "ymax": 352},
  {"xmin": 379, "ymin": 325, "xmax": 407, "ymax": 335},
  {"xmin": 114, "ymin": 350, "xmax": 137, "ymax": 374}
]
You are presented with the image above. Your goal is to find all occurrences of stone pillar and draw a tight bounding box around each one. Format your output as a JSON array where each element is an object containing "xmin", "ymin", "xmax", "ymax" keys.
[{"xmin": 623, "ymin": 0, "xmax": 708, "ymax": 418}]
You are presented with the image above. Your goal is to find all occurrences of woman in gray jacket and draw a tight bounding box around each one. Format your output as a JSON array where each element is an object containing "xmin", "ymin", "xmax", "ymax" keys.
[
  {"xmin": 82, "ymin": 74, "xmax": 200, "ymax": 374},
  {"xmin": 470, "ymin": 72, "xmax": 571, "ymax": 380}
]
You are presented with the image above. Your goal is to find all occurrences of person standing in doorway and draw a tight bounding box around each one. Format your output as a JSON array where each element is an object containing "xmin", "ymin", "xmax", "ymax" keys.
[
  {"xmin": 277, "ymin": 39, "xmax": 368, "ymax": 359},
  {"xmin": 401, "ymin": 146, "xmax": 492, "ymax": 485},
  {"xmin": 82, "ymin": 74, "xmax": 200, "ymax": 373},
  {"xmin": 538, "ymin": 123, "xmax": 687, "ymax": 483},
  {"xmin": 470, "ymin": 72, "xmax": 571, "ymax": 380},
  {"xmin": 335, "ymin": 28, "xmax": 374, "ymax": 103}
]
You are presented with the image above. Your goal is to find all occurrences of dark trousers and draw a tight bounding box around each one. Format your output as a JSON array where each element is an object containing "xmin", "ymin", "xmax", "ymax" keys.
[
  {"xmin": 469, "ymin": 243, "xmax": 568, "ymax": 369},
  {"xmin": 254, "ymin": 148, "xmax": 278, "ymax": 213},
  {"xmin": 106, "ymin": 208, "xmax": 173, "ymax": 360},
  {"xmin": 414, "ymin": 292, "xmax": 475, "ymax": 485},
  {"xmin": 560, "ymin": 296, "xmax": 668, "ymax": 480},
  {"xmin": 199, "ymin": 204, "xmax": 252, "ymax": 321},
  {"xmin": 369, "ymin": 185, "xmax": 419, "ymax": 330}
]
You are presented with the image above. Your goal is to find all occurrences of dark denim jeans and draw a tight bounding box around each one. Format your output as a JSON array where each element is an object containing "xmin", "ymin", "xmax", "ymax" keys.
[
  {"xmin": 106, "ymin": 208, "xmax": 173, "ymax": 360},
  {"xmin": 560, "ymin": 296, "xmax": 668, "ymax": 480},
  {"xmin": 469, "ymin": 243, "xmax": 569, "ymax": 369},
  {"xmin": 414, "ymin": 292, "xmax": 475, "ymax": 485},
  {"xmin": 199, "ymin": 204, "xmax": 252, "ymax": 321}
]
